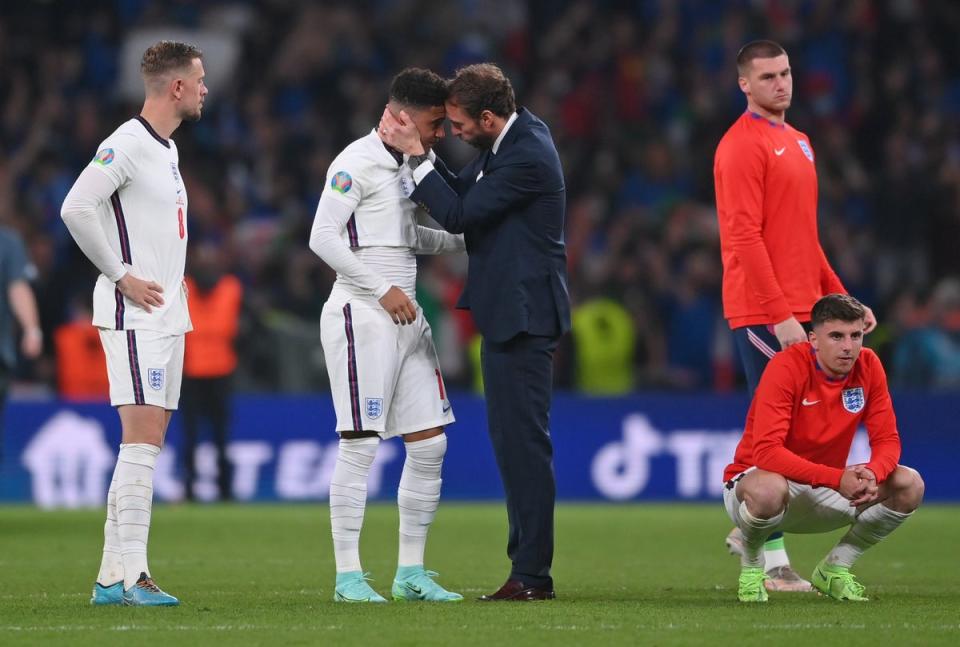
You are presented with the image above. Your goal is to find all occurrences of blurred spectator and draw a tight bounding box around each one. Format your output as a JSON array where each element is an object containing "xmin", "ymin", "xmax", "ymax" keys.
[
  {"xmin": 571, "ymin": 297, "xmax": 635, "ymax": 395},
  {"xmin": 892, "ymin": 277, "xmax": 960, "ymax": 389},
  {"xmin": 53, "ymin": 296, "xmax": 109, "ymax": 401},
  {"xmin": 0, "ymin": 225, "xmax": 42, "ymax": 457},
  {"xmin": 181, "ymin": 243, "xmax": 242, "ymax": 501}
]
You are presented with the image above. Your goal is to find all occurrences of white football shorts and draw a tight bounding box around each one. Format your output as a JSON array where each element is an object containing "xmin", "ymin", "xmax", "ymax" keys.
[
  {"xmin": 99, "ymin": 329, "xmax": 184, "ymax": 410},
  {"xmin": 723, "ymin": 467, "xmax": 864, "ymax": 534},
  {"xmin": 320, "ymin": 297, "xmax": 455, "ymax": 437}
]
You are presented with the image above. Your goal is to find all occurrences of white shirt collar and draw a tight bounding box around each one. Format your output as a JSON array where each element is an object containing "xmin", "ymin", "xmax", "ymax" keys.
[{"xmin": 491, "ymin": 111, "xmax": 519, "ymax": 154}]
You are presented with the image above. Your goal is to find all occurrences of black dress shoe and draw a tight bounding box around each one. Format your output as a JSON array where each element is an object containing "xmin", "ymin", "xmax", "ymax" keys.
[{"xmin": 478, "ymin": 579, "xmax": 556, "ymax": 601}]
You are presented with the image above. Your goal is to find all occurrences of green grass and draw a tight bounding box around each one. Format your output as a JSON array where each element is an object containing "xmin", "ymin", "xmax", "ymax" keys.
[{"xmin": 0, "ymin": 503, "xmax": 957, "ymax": 645}]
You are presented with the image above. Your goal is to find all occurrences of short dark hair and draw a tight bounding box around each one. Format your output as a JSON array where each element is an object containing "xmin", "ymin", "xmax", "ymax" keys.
[
  {"xmin": 141, "ymin": 40, "xmax": 203, "ymax": 78},
  {"xmin": 389, "ymin": 68, "xmax": 448, "ymax": 108},
  {"xmin": 736, "ymin": 40, "xmax": 786, "ymax": 75},
  {"xmin": 811, "ymin": 294, "xmax": 866, "ymax": 328},
  {"xmin": 447, "ymin": 63, "xmax": 516, "ymax": 120}
]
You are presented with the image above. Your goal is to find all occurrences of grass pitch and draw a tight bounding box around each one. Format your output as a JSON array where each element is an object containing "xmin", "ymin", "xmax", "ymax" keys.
[{"xmin": 0, "ymin": 503, "xmax": 957, "ymax": 646}]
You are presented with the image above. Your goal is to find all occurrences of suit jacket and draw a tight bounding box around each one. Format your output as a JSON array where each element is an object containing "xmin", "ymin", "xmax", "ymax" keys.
[{"xmin": 412, "ymin": 108, "xmax": 571, "ymax": 343}]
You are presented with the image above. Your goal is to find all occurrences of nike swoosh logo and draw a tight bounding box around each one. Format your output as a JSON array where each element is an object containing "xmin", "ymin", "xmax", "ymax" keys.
[
  {"xmin": 802, "ymin": 398, "xmax": 821, "ymax": 406},
  {"xmin": 405, "ymin": 583, "xmax": 423, "ymax": 595},
  {"xmin": 442, "ymin": 403, "xmax": 452, "ymax": 413},
  {"xmin": 774, "ymin": 148, "xmax": 786, "ymax": 156}
]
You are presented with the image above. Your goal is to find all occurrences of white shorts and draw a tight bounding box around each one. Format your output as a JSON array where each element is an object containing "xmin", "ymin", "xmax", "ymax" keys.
[
  {"xmin": 723, "ymin": 467, "xmax": 860, "ymax": 535},
  {"xmin": 320, "ymin": 297, "xmax": 454, "ymax": 437},
  {"xmin": 99, "ymin": 329, "xmax": 184, "ymax": 410}
]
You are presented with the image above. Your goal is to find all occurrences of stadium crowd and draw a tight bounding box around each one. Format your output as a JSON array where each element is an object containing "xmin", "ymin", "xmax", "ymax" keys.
[{"xmin": 1, "ymin": 0, "xmax": 959, "ymax": 394}]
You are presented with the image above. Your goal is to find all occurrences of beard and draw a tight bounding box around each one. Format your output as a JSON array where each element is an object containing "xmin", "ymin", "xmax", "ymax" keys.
[
  {"xmin": 465, "ymin": 132, "xmax": 496, "ymax": 150},
  {"xmin": 180, "ymin": 105, "xmax": 203, "ymax": 122}
]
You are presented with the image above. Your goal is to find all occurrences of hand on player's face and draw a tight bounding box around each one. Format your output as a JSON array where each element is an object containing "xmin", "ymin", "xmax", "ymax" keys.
[
  {"xmin": 378, "ymin": 107, "xmax": 425, "ymax": 155},
  {"xmin": 378, "ymin": 285, "xmax": 417, "ymax": 326}
]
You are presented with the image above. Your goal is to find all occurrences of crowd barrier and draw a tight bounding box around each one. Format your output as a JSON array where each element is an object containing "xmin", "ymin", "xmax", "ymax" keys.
[{"xmin": 1, "ymin": 392, "xmax": 956, "ymax": 507}]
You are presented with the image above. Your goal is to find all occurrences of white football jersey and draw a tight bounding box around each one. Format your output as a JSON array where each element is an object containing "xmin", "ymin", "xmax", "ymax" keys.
[
  {"xmin": 87, "ymin": 117, "xmax": 191, "ymax": 334},
  {"xmin": 324, "ymin": 129, "xmax": 421, "ymax": 248},
  {"xmin": 321, "ymin": 130, "xmax": 424, "ymax": 297}
]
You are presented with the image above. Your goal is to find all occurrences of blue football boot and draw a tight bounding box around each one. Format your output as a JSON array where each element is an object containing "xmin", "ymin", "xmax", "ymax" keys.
[
  {"xmin": 334, "ymin": 571, "xmax": 388, "ymax": 603},
  {"xmin": 392, "ymin": 566, "xmax": 463, "ymax": 602},
  {"xmin": 122, "ymin": 572, "xmax": 180, "ymax": 606},
  {"xmin": 90, "ymin": 581, "xmax": 124, "ymax": 606}
]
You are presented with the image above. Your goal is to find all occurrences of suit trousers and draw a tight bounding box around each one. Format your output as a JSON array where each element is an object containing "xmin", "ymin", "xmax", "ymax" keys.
[{"xmin": 481, "ymin": 332, "xmax": 559, "ymax": 589}]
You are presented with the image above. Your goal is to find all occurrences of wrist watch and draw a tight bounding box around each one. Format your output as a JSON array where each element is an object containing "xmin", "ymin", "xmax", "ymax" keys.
[{"xmin": 407, "ymin": 153, "xmax": 428, "ymax": 170}]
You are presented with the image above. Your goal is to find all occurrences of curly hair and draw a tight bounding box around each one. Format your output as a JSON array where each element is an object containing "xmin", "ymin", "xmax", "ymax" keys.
[{"xmin": 389, "ymin": 68, "xmax": 448, "ymax": 108}]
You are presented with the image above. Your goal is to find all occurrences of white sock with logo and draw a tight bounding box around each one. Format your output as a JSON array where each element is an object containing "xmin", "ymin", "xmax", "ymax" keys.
[
  {"xmin": 738, "ymin": 501, "xmax": 784, "ymax": 568},
  {"xmin": 96, "ymin": 460, "xmax": 123, "ymax": 586},
  {"xmin": 826, "ymin": 503, "xmax": 912, "ymax": 568},
  {"xmin": 397, "ymin": 434, "xmax": 446, "ymax": 568},
  {"xmin": 329, "ymin": 437, "xmax": 379, "ymax": 573},
  {"xmin": 115, "ymin": 443, "xmax": 160, "ymax": 590}
]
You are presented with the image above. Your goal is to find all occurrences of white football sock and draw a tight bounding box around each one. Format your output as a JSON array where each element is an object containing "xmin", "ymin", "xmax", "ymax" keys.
[
  {"xmin": 826, "ymin": 503, "xmax": 912, "ymax": 568},
  {"xmin": 115, "ymin": 443, "xmax": 160, "ymax": 590},
  {"xmin": 329, "ymin": 437, "xmax": 379, "ymax": 573},
  {"xmin": 397, "ymin": 434, "xmax": 446, "ymax": 568},
  {"xmin": 738, "ymin": 501, "xmax": 784, "ymax": 568},
  {"xmin": 96, "ymin": 460, "xmax": 123, "ymax": 586}
]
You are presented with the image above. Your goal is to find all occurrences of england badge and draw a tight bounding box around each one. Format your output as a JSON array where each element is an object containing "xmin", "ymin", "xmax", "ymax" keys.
[
  {"xmin": 365, "ymin": 397, "xmax": 383, "ymax": 420},
  {"xmin": 148, "ymin": 368, "xmax": 165, "ymax": 391},
  {"xmin": 841, "ymin": 387, "xmax": 864, "ymax": 413}
]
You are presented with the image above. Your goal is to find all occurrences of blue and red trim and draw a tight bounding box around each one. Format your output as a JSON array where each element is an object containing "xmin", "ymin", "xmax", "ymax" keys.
[
  {"xmin": 126, "ymin": 330, "xmax": 145, "ymax": 405},
  {"xmin": 346, "ymin": 214, "xmax": 359, "ymax": 248},
  {"xmin": 135, "ymin": 115, "xmax": 171, "ymax": 148},
  {"xmin": 343, "ymin": 304, "xmax": 362, "ymax": 431},
  {"xmin": 110, "ymin": 191, "xmax": 132, "ymax": 330}
]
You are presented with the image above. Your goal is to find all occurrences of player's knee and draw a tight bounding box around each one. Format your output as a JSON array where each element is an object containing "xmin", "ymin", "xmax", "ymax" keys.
[
  {"xmin": 889, "ymin": 465, "xmax": 924, "ymax": 511},
  {"xmin": 740, "ymin": 473, "xmax": 788, "ymax": 518}
]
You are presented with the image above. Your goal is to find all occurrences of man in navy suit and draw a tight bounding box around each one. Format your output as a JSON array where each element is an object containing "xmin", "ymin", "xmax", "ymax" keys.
[{"xmin": 380, "ymin": 63, "xmax": 570, "ymax": 600}]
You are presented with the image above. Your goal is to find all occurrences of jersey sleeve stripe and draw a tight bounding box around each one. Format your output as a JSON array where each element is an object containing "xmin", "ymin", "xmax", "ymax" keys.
[
  {"xmin": 342, "ymin": 304, "xmax": 363, "ymax": 431},
  {"xmin": 110, "ymin": 192, "xmax": 133, "ymax": 264},
  {"xmin": 125, "ymin": 330, "xmax": 145, "ymax": 405},
  {"xmin": 346, "ymin": 214, "xmax": 359, "ymax": 248},
  {"xmin": 114, "ymin": 287, "xmax": 125, "ymax": 330}
]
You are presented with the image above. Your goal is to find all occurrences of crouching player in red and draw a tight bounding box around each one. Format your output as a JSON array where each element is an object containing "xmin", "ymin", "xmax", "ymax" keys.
[{"xmin": 723, "ymin": 294, "xmax": 924, "ymax": 602}]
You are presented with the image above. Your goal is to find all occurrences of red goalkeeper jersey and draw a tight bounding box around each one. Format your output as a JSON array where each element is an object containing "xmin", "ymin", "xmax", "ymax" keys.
[
  {"xmin": 714, "ymin": 111, "xmax": 846, "ymax": 328},
  {"xmin": 724, "ymin": 343, "xmax": 901, "ymax": 489}
]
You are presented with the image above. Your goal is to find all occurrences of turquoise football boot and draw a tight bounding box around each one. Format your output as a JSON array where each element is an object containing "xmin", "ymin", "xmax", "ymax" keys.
[
  {"xmin": 90, "ymin": 581, "xmax": 124, "ymax": 606},
  {"xmin": 392, "ymin": 566, "xmax": 463, "ymax": 602},
  {"xmin": 334, "ymin": 571, "xmax": 388, "ymax": 603},
  {"xmin": 122, "ymin": 572, "xmax": 180, "ymax": 606}
]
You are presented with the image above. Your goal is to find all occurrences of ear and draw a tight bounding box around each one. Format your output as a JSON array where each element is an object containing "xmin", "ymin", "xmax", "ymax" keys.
[
  {"xmin": 480, "ymin": 109, "xmax": 496, "ymax": 130},
  {"xmin": 808, "ymin": 329, "xmax": 817, "ymax": 347},
  {"xmin": 737, "ymin": 76, "xmax": 749, "ymax": 95},
  {"xmin": 170, "ymin": 77, "xmax": 184, "ymax": 100}
]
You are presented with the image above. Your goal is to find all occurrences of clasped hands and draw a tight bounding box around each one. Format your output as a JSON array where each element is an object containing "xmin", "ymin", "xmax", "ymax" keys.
[{"xmin": 838, "ymin": 464, "xmax": 879, "ymax": 507}]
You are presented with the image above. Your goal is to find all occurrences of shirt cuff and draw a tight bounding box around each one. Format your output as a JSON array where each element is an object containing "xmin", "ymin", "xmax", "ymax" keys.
[
  {"xmin": 412, "ymin": 160, "xmax": 435, "ymax": 184},
  {"xmin": 372, "ymin": 281, "xmax": 391, "ymax": 300}
]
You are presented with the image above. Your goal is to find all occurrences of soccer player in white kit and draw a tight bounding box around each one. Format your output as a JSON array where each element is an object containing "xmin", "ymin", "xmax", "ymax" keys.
[
  {"xmin": 310, "ymin": 68, "xmax": 465, "ymax": 603},
  {"xmin": 61, "ymin": 41, "xmax": 207, "ymax": 607}
]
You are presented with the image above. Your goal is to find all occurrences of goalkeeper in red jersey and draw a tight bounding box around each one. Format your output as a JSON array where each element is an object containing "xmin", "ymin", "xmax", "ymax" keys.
[{"xmin": 722, "ymin": 294, "xmax": 924, "ymax": 602}]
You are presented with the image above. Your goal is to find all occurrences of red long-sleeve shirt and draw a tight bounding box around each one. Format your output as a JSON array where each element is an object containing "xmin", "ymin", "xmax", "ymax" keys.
[
  {"xmin": 724, "ymin": 343, "xmax": 901, "ymax": 489},
  {"xmin": 714, "ymin": 111, "xmax": 846, "ymax": 328}
]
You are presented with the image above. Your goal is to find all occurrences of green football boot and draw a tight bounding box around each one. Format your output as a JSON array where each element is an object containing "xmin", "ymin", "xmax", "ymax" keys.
[
  {"xmin": 392, "ymin": 566, "xmax": 463, "ymax": 602},
  {"xmin": 811, "ymin": 561, "xmax": 869, "ymax": 601},
  {"xmin": 334, "ymin": 571, "xmax": 388, "ymax": 603},
  {"xmin": 738, "ymin": 566, "xmax": 769, "ymax": 602}
]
